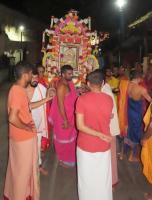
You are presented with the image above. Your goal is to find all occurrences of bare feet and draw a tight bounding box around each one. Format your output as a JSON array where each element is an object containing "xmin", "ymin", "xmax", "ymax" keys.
[
  {"xmin": 144, "ymin": 193, "xmax": 152, "ymax": 200},
  {"xmin": 118, "ymin": 153, "xmax": 124, "ymax": 160},
  {"xmin": 119, "ymin": 155, "xmax": 124, "ymax": 160},
  {"xmin": 128, "ymin": 155, "xmax": 140, "ymax": 162},
  {"xmin": 39, "ymin": 167, "xmax": 48, "ymax": 176},
  {"xmin": 59, "ymin": 161, "xmax": 75, "ymax": 168},
  {"xmin": 112, "ymin": 181, "xmax": 119, "ymax": 192}
]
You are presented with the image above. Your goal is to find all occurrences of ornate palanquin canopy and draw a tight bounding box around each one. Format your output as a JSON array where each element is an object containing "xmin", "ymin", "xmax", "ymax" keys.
[{"xmin": 41, "ymin": 10, "xmax": 109, "ymax": 86}]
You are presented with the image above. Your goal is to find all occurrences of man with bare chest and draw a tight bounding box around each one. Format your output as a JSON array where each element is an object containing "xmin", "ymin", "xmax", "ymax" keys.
[
  {"xmin": 49, "ymin": 65, "xmax": 77, "ymax": 167},
  {"xmin": 127, "ymin": 71, "xmax": 151, "ymax": 162}
]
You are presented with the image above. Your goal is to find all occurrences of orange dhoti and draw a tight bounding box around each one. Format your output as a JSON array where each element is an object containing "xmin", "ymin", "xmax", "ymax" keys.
[
  {"xmin": 4, "ymin": 137, "xmax": 39, "ymax": 200},
  {"xmin": 118, "ymin": 79, "xmax": 129, "ymax": 137},
  {"xmin": 141, "ymin": 103, "xmax": 152, "ymax": 184}
]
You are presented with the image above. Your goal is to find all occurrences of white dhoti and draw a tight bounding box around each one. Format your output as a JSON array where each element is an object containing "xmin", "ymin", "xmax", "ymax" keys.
[
  {"xmin": 31, "ymin": 83, "xmax": 48, "ymax": 167},
  {"xmin": 37, "ymin": 133, "xmax": 42, "ymax": 165},
  {"xmin": 102, "ymin": 83, "xmax": 120, "ymax": 186},
  {"xmin": 77, "ymin": 147, "xmax": 113, "ymax": 200}
]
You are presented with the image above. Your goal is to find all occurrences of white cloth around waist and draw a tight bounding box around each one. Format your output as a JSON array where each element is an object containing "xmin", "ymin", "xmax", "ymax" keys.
[
  {"xmin": 31, "ymin": 83, "xmax": 48, "ymax": 138},
  {"xmin": 77, "ymin": 147, "xmax": 113, "ymax": 200}
]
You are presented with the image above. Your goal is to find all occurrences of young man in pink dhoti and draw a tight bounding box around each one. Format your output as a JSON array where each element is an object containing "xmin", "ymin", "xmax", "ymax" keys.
[
  {"xmin": 49, "ymin": 65, "xmax": 77, "ymax": 167},
  {"xmin": 4, "ymin": 62, "xmax": 39, "ymax": 200}
]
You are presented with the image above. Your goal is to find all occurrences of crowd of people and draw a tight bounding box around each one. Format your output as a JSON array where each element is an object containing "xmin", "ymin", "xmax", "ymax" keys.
[{"xmin": 3, "ymin": 61, "xmax": 152, "ymax": 200}]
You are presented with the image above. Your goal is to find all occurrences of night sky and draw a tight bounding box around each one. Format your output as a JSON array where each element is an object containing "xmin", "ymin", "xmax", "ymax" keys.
[{"xmin": 1, "ymin": 0, "xmax": 152, "ymax": 33}]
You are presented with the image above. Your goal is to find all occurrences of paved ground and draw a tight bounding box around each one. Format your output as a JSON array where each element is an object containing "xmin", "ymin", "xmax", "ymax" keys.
[{"xmin": 0, "ymin": 82, "xmax": 152, "ymax": 200}]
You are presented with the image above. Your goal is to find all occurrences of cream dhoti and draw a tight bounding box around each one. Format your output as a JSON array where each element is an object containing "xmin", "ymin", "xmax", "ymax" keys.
[
  {"xmin": 77, "ymin": 147, "xmax": 113, "ymax": 200},
  {"xmin": 102, "ymin": 83, "xmax": 120, "ymax": 186},
  {"xmin": 4, "ymin": 137, "xmax": 39, "ymax": 200},
  {"xmin": 31, "ymin": 83, "xmax": 48, "ymax": 166}
]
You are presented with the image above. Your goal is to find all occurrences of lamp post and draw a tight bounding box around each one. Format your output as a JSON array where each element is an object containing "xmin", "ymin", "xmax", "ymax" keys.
[
  {"xmin": 116, "ymin": 0, "xmax": 126, "ymax": 37},
  {"xmin": 115, "ymin": 0, "xmax": 127, "ymax": 66},
  {"xmin": 116, "ymin": 0, "xmax": 126, "ymax": 11},
  {"xmin": 19, "ymin": 25, "xmax": 25, "ymax": 61}
]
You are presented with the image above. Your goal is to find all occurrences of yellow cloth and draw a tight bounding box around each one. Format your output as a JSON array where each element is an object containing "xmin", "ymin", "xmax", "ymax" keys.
[
  {"xmin": 108, "ymin": 76, "xmax": 120, "ymax": 107},
  {"xmin": 143, "ymin": 103, "xmax": 152, "ymax": 131},
  {"xmin": 141, "ymin": 103, "xmax": 152, "ymax": 183},
  {"xmin": 118, "ymin": 79, "xmax": 129, "ymax": 136},
  {"xmin": 108, "ymin": 76, "xmax": 120, "ymax": 90}
]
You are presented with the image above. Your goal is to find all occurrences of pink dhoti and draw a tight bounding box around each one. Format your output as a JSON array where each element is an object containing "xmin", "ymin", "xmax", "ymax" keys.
[
  {"xmin": 4, "ymin": 137, "xmax": 39, "ymax": 200},
  {"xmin": 49, "ymin": 82, "xmax": 77, "ymax": 167},
  {"xmin": 54, "ymin": 138, "xmax": 76, "ymax": 167}
]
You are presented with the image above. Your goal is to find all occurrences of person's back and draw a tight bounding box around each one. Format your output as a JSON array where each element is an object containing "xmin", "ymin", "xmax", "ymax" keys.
[
  {"xmin": 77, "ymin": 91, "xmax": 113, "ymax": 152},
  {"xmin": 76, "ymin": 70, "xmax": 113, "ymax": 200},
  {"xmin": 127, "ymin": 71, "xmax": 151, "ymax": 162},
  {"xmin": 128, "ymin": 82, "xmax": 145, "ymax": 101},
  {"xmin": 128, "ymin": 71, "xmax": 151, "ymax": 102}
]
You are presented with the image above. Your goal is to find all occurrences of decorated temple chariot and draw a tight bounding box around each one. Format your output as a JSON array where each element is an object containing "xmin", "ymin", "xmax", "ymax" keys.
[{"xmin": 41, "ymin": 10, "xmax": 109, "ymax": 87}]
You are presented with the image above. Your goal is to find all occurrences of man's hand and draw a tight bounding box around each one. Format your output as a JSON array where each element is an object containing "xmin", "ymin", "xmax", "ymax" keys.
[
  {"xmin": 62, "ymin": 120, "xmax": 69, "ymax": 129},
  {"xmin": 99, "ymin": 134, "xmax": 112, "ymax": 143},
  {"xmin": 112, "ymin": 88, "xmax": 119, "ymax": 94},
  {"xmin": 46, "ymin": 88, "xmax": 56, "ymax": 100},
  {"xmin": 25, "ymin": 121, "xmax": 36, "ymax": 133}
]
